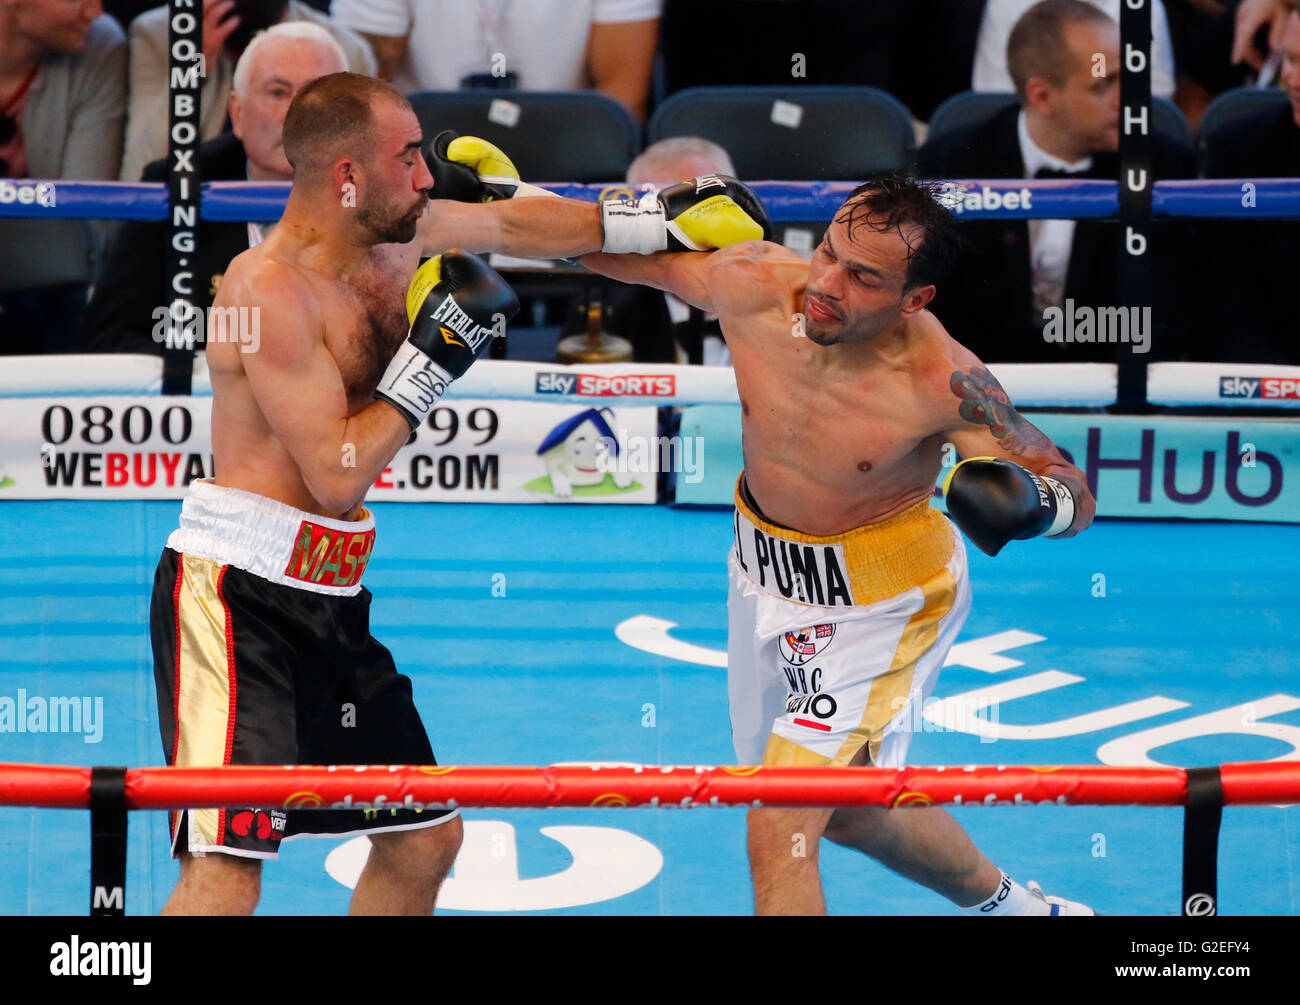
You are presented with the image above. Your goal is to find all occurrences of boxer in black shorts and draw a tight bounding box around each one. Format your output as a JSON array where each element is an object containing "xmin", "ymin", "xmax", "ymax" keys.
[
  {"xmin": 153, "ymin": 71, "xmax": 612, "ymax": 914},
  {"xmin": 151, "ymin": 488, "xmax": 447, "ymax": 860}
]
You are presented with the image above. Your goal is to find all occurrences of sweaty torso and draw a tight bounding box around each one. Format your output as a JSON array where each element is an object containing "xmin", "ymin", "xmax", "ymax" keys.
[
  {"xmin": 720, "ymin": 259, "xmax": 955, "ymax": 536},
  {"xmin": 207, "ymin": 239, "xmax": 415, "ymax": 518}
]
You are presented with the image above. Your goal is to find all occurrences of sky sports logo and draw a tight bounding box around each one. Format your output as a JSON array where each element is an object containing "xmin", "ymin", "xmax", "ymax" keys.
[
  {"xmin": 1219, "ymin": 377, "xmax": 1300, "ymax": 400},
  {"xmin": 535, "ymin": 372, "xmax": 676, "ymax": 397}
]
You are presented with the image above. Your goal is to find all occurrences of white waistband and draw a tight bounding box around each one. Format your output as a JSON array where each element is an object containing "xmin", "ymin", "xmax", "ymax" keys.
[{"xmin": 166, "ymin": 479, "xmax": 375, "ymax": 597}]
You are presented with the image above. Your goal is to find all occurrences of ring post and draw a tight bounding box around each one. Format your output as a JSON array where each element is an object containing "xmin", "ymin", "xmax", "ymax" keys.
[
  {"xmin": 89, "ymin": 766, "xmax": 128, "ymax": 917},
  {"xmin": 1181, "ymin": 765, "xmax": 1224, "ymax": 917}
]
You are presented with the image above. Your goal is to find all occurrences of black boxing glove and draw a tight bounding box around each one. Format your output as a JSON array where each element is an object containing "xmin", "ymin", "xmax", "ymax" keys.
[
  {"xmin": 943, "ymin": 456, "xmax": 1076, "ymax": 557},
  {"xmin": 424, "ymin": 130, "xmax": 554, "ymax": 203},
  {"xmin": 600, "ymin": 175, "xmax": 773, "ymax": 254},
  {"xmin": 375, "ymin": 251, "xmax": 520, "ymax": 430}
]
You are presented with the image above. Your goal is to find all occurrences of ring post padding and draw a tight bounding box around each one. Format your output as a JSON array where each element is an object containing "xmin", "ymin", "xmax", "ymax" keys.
[
  {"xmin": 89, "ymin": 766, "xmax": 128, "ymax": 917},
  {"xmin": 162, "ymin": 0, "xmax": 202, "ymax": 395},
  {"xmin": 1181, "ymin": 765, "xmax": 1224, "ymax": 917},
  {"xmin": 1117, "ymin": 0, "xmax": 1153, "ymax": 410}
]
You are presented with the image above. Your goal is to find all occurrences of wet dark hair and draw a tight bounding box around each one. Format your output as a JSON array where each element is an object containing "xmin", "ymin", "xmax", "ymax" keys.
[{"xmin": 835, "ymin": 173, "xmax": 964, "ymax": 293}]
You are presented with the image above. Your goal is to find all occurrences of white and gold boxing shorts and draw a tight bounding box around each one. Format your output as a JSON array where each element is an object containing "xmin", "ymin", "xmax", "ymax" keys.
[{"xmin": 728, "ymin": 476, "xmax": 972, "ymax": 768}]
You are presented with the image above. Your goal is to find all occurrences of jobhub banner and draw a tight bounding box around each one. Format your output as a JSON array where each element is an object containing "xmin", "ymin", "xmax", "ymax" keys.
[
  {"xmin": 1022, "ymin": 414, "xmax": 1298, "ymax": 521},
  {"xmin": 0, "ymin": 397, "xmax": 657, "ymax": 504},
  {"xmin": 676, "ymin": 407, "xmax": 1300, "ymax": 522}
]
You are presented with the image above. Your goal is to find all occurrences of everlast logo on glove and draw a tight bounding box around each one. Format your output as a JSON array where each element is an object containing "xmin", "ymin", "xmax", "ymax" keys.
[
  {"xmin": 375, "ymin": 251, "xmax": 520, "ymax": 430},
  {"xmin": 429, "ymin": 294, "xmax": 494, "ymax": 354}
]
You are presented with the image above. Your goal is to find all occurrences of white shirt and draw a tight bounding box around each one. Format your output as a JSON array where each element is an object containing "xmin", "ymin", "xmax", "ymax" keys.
[
  {"xmin": 1018, "ymin": 110, "xmax": 1092, "ymax": 313},
  {"xmin": 330, "ymin": 0, "xmax": 662, "ymax": 93},
  {"xmin": 972, "ymin": 0, "xmax": 1176, "ymax": 99}
]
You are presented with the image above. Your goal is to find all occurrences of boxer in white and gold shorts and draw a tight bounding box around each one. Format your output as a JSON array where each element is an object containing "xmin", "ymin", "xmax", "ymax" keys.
[
  {"xmin": 583, "ymin": 174, "xmax": 1099, "ymax": 916},
  {"xmin": 728, "ymin": 477, "xmax": 971, "ymax": 769}
]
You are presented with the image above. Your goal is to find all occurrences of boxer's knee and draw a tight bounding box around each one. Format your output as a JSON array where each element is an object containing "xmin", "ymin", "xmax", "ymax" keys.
[
  {"xmin": 823, "ymin": 804, "xmax": 890, "ymax": 851},
  {"xmin": 366, "ymin": 815, "xmax": 463, "ymax": 883},
  {"xmin": 168, "ymin": 851, "xmax": 262, "ymax": 915},
  {"xmin": 747, "ymin": 806, "xmax": 832, "ymax": 868}
]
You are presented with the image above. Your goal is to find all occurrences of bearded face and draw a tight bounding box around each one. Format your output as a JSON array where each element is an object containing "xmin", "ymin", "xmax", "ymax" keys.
[{"xmin": 355, "ymin": 185, "xmax": 425, "ymax": 245}]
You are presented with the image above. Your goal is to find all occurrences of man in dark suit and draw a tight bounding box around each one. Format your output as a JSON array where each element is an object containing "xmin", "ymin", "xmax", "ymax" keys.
[
  {"xmin": 918, "ymin": 0, "xmax": 1197, "ymax": 363},
  {"xmin": 1197, "ymin": 7, "xmax": 1300, "ymax": 364},
  {"xmin": 78, "ymin": 21, "xmax": 349, "ymax": 353}
]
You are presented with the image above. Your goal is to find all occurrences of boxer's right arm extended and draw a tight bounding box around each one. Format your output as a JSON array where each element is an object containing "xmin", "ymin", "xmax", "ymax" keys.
[{"xmin": 579, "ymin": 239, "xmax": 790, "ymax": 315}]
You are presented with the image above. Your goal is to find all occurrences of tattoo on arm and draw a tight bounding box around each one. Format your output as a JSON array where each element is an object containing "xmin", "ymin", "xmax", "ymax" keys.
[{"xmin": 950, "ymin": 366, "xmax": 1053, "ymax": 456}]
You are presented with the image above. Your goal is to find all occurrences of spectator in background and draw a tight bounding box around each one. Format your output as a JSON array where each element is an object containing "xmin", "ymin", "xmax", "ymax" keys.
[
  {"xmin": 330, "ymin": 0, "xmax": 661, "ymax": 123},
  {"xmin": 80, "ymin": 23, "xmax": 348, "ymax": 354},
  {"xmin": 974, "ymin": 0, "xmax": 1179, "ymax": 97},
  {"xmin": 1232, "ymin": 0, "xmax": 1298, "ymax": 69},
  {"xmin": 627, "ymin": 136, "xmax": 736, "ymax": 185},
  {"xmin": 1196, "ymin": 3, "xmax": 1300, "ymax": 362},
  {"xmin": 119, "ymin": 0, "xmax": 374, "ymax": 181},
  {"xmin": 0, "ymin": 0, "xmax": 127, "ymax": 354},
  {"xmin": 565, "ymin": 137, "xmax": 736, "ymax": 365},
  {"xmin": 1163, "ymin": 0, "xmax": 1248, "ymax": 128},
  {"xmin": 918, "ymin": 0, "xmax": 1196, "ymax": 363}
]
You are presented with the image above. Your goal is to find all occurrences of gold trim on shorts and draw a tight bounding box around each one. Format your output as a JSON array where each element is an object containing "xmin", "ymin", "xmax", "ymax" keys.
[
  {"xmin": 760, "ymin": 567, "xmax": 960, "ymax": 768},
  {"xmin": 732, "ymin": 474, "xmax": 955, "ymax": 608},
  {"xmin": 173, "ymin": 553, "xmax": 236, "ymax": 849}
]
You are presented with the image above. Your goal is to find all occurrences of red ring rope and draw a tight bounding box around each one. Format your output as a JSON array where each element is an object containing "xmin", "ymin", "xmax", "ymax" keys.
[{"xmin": 1, "ymin": 761, "xmax": 1296, "ymax": 811}]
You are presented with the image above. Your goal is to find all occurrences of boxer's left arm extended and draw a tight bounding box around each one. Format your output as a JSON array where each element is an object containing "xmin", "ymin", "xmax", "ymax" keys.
[
  {"xmin": 417, "ymin": 131, "xmax": 603, "ymax": 258},
  {"xmin": 418, "ymin": 132, "xmax": 771, "ymax": 263},
  {"xmin": 419, "ymin": 197, "xmax": 605, "ymax": 261},
  {"xmin": 939, "ymin": 359, "xmax": 1095, "ymax": 556}
]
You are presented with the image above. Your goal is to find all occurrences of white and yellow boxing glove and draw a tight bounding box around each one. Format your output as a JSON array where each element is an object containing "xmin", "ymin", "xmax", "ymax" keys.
[{"xmin": 599, "ymin": 175, "xmax": 773, "ymax": 255}]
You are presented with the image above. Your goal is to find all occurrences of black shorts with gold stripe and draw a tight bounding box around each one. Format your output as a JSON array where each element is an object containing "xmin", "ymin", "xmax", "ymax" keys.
[{"xmin": 150, "ymin": 545, "xmax": 457, "ymax": 860}]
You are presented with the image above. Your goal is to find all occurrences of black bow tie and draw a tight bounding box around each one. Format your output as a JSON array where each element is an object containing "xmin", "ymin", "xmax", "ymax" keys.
[{"xmin": 1034, "ymin": 166, "xmax": 1088, "ymax": 180}]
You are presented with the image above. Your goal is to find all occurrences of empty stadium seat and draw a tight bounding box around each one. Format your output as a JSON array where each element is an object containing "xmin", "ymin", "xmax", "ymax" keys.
[
  {"xmin": 647, "ymin": 86, "xmax": 915, "ymax": 180},
  {"xmin": 406, "ymin": 90, "xmax": 640, "ymax": 183}
]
